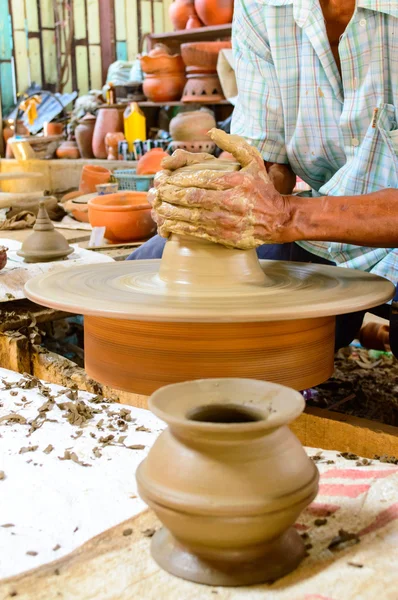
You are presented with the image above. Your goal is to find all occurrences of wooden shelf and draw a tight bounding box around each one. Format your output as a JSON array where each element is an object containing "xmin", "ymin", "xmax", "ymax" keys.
[
  {"xmin": 146, "ymin": 24, "xmax": 232, "ymax": 51},
  {"xmin": 137, "ymin": 100, "xmax": 232, "ymax": 107}
]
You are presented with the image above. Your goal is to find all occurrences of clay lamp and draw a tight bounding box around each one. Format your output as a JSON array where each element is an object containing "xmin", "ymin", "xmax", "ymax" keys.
[
  {"xmin": 24, "ymin": 159, "xmax": 394, "ymax": 391},
  {"xmin": 18, "ymin": 201, "xmax": 73, "ymax": 263},
  {"xmin": 137, "ymin": 377, "xmax": 319, "ymax": 585}
]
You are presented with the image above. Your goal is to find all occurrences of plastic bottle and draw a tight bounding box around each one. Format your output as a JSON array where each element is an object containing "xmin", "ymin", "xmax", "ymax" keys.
[{"xmin": 124, "ymin": 102, "xmax": 146, "ymax": 153}]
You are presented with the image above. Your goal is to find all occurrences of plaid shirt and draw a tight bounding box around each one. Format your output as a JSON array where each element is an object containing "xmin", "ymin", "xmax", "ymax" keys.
[{"xmin": 231, "ymin": 0, "xmax": 398, "ymax": 286}]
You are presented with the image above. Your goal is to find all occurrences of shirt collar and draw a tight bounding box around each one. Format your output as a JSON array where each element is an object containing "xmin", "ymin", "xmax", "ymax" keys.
[{"xmin": 256, "ymin": 0, "xmax": 398, "ymax": 25}]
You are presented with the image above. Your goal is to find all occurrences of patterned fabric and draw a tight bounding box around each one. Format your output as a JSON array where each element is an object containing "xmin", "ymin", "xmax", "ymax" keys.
[{"xmin": 231, "ymin": 0, "xmax": 398, "ymax": 285}]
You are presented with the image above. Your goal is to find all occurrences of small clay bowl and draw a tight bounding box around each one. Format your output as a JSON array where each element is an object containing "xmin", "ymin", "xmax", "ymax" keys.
[{"xmin": 88, "ymin": 192, "xmax": 156, "ymax": 243}]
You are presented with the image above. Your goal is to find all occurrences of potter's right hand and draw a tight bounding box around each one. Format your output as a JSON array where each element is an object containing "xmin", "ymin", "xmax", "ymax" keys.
[{"xmin": 147, "ymin": 129, "xmax": 294, "ymax": 250}]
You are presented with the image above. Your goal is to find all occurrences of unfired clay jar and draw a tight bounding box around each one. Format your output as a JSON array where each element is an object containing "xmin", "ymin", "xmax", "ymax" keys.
[
  {"xmin": 105, "ymin": 132, "xmax": 125, "ymax": 161},
  {"xmin": 195, "ymin": 0, "xmax": 234, "ymax": 25},
  {"xmin": 170, "ymin": 110, "xmax": 216, "ymax": 141},
  {"xmin": 137, "ymin": 378, "xmax": 319, "ymax": 586},
  {"xmin": 56, "ymin": 140, "xmax": 80, "ymax": 159},
  {"xmin": 17, "ymin": 201, "xmax": 73, "ymax": 263},
  {"xmin": 79, "ymin": 165, "xmax": 111, "ymax": 194},
  {"xmin": 140, "ymin": 46, "xmax": 186, "ymax": 103},
  {"xmin": 92, "ymin": 108, "xmax": 124, "ymax": 159},
  {"xmin": 169, "ymin": 0, "xmax": 196, "ymax": 30},
  {"xmin": 75, "ymin": 115, "xmax": 96, "ymax": 159},
  {"xmin": 136, "ymin": 148, "xmax": 169, "ymax": 175},
  {"xmin": 88, "ymin": 192, "xmax": 156, "ymax": 243}
]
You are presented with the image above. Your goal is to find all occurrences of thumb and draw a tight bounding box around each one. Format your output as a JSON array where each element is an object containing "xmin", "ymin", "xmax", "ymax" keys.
[{"xmin": 208, "ymin": 128, "xmax": 264, "ymax": 168}]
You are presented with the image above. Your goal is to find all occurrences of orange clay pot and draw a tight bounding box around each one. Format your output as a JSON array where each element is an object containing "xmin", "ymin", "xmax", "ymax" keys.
[
  {"xmin": 105, "ymin": 131, "xmax": 125, "ymax": 161},
  {"xmin": 181, "ymin": 41, "xmax": 232, "ymax": 71},
  {"xmin": 194, "ymin": 0, "xmax": 234, "ymax": 25},
  {"xmin": 186, "ymin": 14, "xmax": 203, "ymax": 28},
  {"xmin": 45, "ymin": 122, "xmax": 64, "ymax": 136},
  {"xmin": 141, "ymin": 48, "xmax": 186, "ymax": 102},
  {"xmin": 169, "ymin": 0, "xmax": 196, "ymax": 30},
  {"xmin": 88, "ymin": 192, "xmax": 156, "ymax": 243},
  {"xmin": 79, "ymin": 165, "xmax": 111, "ymax": 194},
  {"xmin": 92, "ymin": 107, "xmax": 124, "ymax": 159},
  {"xmin": 56, "ymin": 140, "xmax": 80, "ymax": 159},
  {"xmin": 136, "ymin": 148, "xmax": 169, "ymax": 175}
]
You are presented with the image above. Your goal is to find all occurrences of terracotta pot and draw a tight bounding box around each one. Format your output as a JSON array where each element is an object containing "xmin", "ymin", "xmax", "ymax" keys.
[
  {"xmin": 170, "ymin": 110, "xmax": 216, "ymax": 141},
  {"xmin": 88, "ymin": 192, "xmax": 156, "ymax": 243},
  {"xmin": 169, "ymin": 0, "xmax": 196, "ymax": 30},
  {"xmin": 136, "ymin": 378, "xmax": 319, "ymax": 586},
  {"xmin": 186, "ymin": 14, "xmax": 203, "ymax": 28},
  {"xmin": 79, "ymin": 165, "xmax": 111, "ymax": 194},
  {"xmin": 92, "ymin": 108, "xmax": 124, "ymax": 159},
  {"xmin": 143, "ymin": 73, "xmax": 186, "ymax": 103},
  {"xmin": 44, "ymin": 122, "xmax": 64, "ymax": 136},
  {"xmin": 140, "ymin": 52, "xmax": 185, "ymax": 76},
  {"xmin": 195, "ymin": 0, "xmax": 234, "ymax": 25},
  {"xmin": 181, "ymin": 41, "xmax": 232, "ymax": 71},
  {"xmin": 0, "ymin": 246, "xmax": 8, "ymax": 271},
  {"xmin": 56, "ymin": 140, "xmax": 81, "ymax": 159},
  {"xmin": 182, "ymin": 73, "xmax": 225, "ymax": 103},
  {"xmin": 105, "ymin": 132, "xmax": 125, "ymax": 161},
  {"xmin": 136, "ymin": 148, "xmax": 169, "ymax": 175},
  {"xmin": 75, "ymin": 115, "xmax": 96, "ymax": 159},
  {"xmin": 4, "ymin": 121, "xmax": 29, "ymax": 158}
]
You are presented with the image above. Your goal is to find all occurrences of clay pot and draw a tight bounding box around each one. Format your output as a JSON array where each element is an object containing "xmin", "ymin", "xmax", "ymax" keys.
[
  {"xmin": 169, "ymin": 0, "xmax": 196, "ymax": 30},
  {"xmin": 17, "ymin": 201, "xmax": 73, "ymax": 263},
  {"xmin": 44, "ymin": 122, "xmax": 64, "ymax": 136},
  {"xmin": 182, "ymin": 73, "xmax": 225, "ymax": 103},
  {"xmin": 79, "ymin": 165, "xmax": 111, "ymax": 194},
  {"xmin": 186, "ymin": 14, "xmax": 203, "ymax": 28},
  {"xmin": 136, "ymin": 148, "xmax": 169, "ymax": 175},
  {"xmin": 75, "ymin": 115, "xmax": 96, "ymax": 159},
  {"xmin": 143, "ymin": 74, "xmax": 186, "ymax": 103},
  {"xmin": 169, "ymin": 140, "xmax": 216, "ymax": 154},
  {"xmin": 140, "ymin": 47, "xmax": 186, "ymax": 102},
  {"xmin": 170, "ymin": 110, "xmax": 216, "ymax": 141},
  {"xmin": 105, "ymin": 132, "xmax": 125, "ymax": 161},
  {"xmin": 181, "ymin": 41, "xmax": 232, "ymax": 71},
  {"xmin": 194, "ymin": 0, "xmax": 234, "ymax": 25},
  {"xmin": 359, "ymin": 321, "xmax": 390, "ymax": 351},
  {"xmin": 68, "ymin": 198, "xmax": 90, "ymax": 223},
  {"xmin": 88, "ymin": 192, "xmax": 156, "ymax": 243},
  {"xmin": 137, "ymin": 378, "xmax": 319, "ymax": 586},
  {"xmin": 92, "ymin": 108, "xmax": 124, "ymax": 159},
  {"xmin": 56, "ymin": 140, "xmax": 81, "ymax": 159},
  {"xmin": 0, "ymin": 246, "xmax": 8, "ymax": 271}
]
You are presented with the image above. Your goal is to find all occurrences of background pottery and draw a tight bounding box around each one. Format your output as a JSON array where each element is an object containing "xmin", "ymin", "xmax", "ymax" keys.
[
  {"xmin": 44, "ymin": 122, "xmax": 64, "ymax": 136},
  {"xmin": 194, "ymin": 0, "xmax": 234, "ymax": 25},
  {"xmin": 17, "ymin": 201, "xmax": 73, "ymax": 263},
  {"xmin": 141, "ymin": 48, "xmax": 186, "ymax": 102},
  {"xmin": 75, "ymin": 115, "xmax": 96, "ymax": 159},
  {"xmin": 169, "ymin": 0, "xmax": 196, "ymax": 30},
  {"xmin": 79, "ymin": 165, "xmax": 111, "ymax": 194},
  {"xmin": 136, "ymin": 148, "xmax": 169, "ymax": 175},
  {"xmin": 105, "ymin": 132, "xmax": 125, "ymax": 161},
  {"xmin": 88, "ymin": 192, "xmax": 156, "ymax": 243},
  {"xmin": 168, "ymin": 140, "xmax": 216, "ymax": 153},
  {"xmin": 92, "ymin": 108, "xmax": 124, "ymax": 159},
  {"xmin": 186, "ymin": 14, "xmax": 203, "ymax": 28},
  {"xmin": 170, "ymin": 110, "xmax": 216, "ymax": 141},
  {"xmin": 56, "ymin": 140, "xmax": 80, "ymax": 159},
  {"xmin": 181, "ymin": 41, "xmax": 232, "ymax": 71},
  {"xmin": 136, "ymin": 378, "xmax": 319, "ymax": 586}
]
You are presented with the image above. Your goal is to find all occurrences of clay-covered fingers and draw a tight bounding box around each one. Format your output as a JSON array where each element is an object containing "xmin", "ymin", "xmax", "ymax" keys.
[
  {"xmin": 155, "ymin": 199, "xmax": 247, "ymax": 230},
  {"xmin": 166, "ymin": 167, "xmax": 245, "ymax": 191},
  {"xmin": 155, "ymin": 183, "xmax": 248, "ymax": 214},
  {"xmin": 208, "ymin": 128, "xmax": 265, "ymax": 169},
  {"xmin": 161, "ymin": 149, "xmax": 215, "ymax": 171}
]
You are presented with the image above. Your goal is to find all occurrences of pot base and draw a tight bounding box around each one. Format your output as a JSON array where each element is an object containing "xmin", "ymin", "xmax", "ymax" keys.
[{"xmin": 151, "ymin": 526, "xmax": 306, "ymax": 587}]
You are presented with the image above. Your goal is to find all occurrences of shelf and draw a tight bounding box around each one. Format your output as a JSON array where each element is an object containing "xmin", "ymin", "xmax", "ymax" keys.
[
  {"xmin": 137, "ymin": 100, "xmax": 232, "ymax": 107},
  {"xmin": 146, "ymin": 24, "xmax": 232, "ymax": 51}
]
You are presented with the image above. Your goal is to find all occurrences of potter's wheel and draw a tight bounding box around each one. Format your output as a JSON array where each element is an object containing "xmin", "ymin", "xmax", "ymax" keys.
[{"xmin": 24, "ymin": 234, "xmax": 395, "ymax": 394}]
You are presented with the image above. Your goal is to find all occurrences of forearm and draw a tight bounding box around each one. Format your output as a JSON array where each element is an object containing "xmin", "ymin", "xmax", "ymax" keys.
[
  {"xmin": 286, "ymin": 188, "xmax": 398, "ymax": 247},
  {"xmin": 265, "ymin": 162, "xmax": 296, "ymax": 195}
]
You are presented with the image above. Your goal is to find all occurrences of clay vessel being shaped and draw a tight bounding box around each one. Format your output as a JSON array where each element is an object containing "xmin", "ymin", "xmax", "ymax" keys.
[
  {"xmin": 137, "ymin": 378, "xmax": 319, "ymax": 586},
  {"xmin": 17, "ymin": 201, "xmax": 73, "ymax": 263}
]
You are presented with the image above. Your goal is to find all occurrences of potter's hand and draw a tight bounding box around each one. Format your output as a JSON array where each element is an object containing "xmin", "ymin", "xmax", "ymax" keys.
[{"xmin": 148, "ymin": 128, "xmax": 293, "ymax": 250}]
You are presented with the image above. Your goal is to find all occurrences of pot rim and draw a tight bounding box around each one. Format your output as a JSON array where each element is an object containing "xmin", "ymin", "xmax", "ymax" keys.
[
  {"xmin": 149, "ymin": 378, "xmax": 305, "ymax": 433},
  {"xmin": 88, "ymin": 192, "xmax": 151, "ymax": 212}
]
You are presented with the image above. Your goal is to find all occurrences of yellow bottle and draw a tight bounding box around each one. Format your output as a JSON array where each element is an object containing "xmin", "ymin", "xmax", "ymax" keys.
[{"xmin": 124, "ymin": 102, "xmax": 146, "ymax": 153}]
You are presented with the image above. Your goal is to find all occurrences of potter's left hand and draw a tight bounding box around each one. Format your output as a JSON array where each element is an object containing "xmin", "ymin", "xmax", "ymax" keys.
[{"xmin": 148, "ymin": 128, "xmax": 293, "ymax": 250}]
